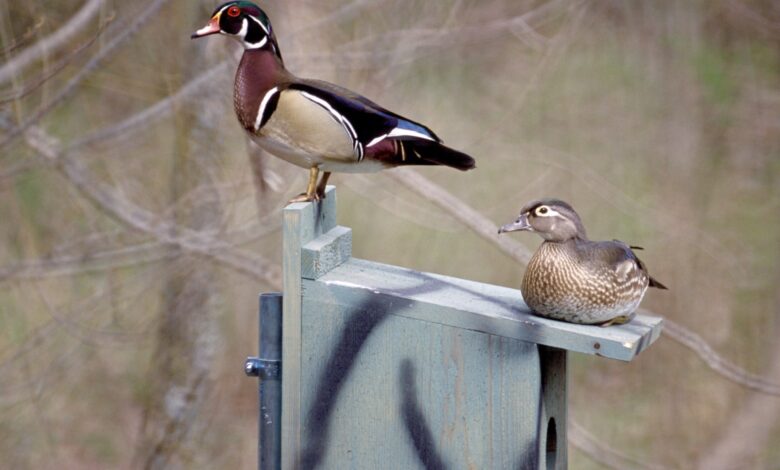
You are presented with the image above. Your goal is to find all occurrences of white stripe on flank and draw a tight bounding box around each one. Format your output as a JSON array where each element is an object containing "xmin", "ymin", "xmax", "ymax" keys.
[
  {"xmin": 299, "ymin": 92, "xmax": 355, "ymax": 139},
  {"xmin": 254, "ymin": 86, "xmax": 280, "ymax": 131},
  {"xmin": 366, "ymin": 127, "xmax": 435, "ymax": 148},
  {"xmin": 342, "ymin": 118, "xmax": 358, "ymax": 141}
]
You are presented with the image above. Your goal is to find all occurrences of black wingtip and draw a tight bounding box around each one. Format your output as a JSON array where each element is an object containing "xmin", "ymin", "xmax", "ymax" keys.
[
  {"xmin": 414, "ymin": 141, "xmax": 476, "ymax": 171},
  {"xmin": 649, "ymin": 277, "xmax": 668, "ymax": 290}
]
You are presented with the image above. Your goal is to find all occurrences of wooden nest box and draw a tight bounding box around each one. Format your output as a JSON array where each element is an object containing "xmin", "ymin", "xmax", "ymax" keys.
[{"xmin": 249, "ymin": 187, "xmax": 663, "ymax": 469}]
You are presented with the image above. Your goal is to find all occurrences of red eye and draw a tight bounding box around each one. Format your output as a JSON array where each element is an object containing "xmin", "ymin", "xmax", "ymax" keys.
[{"xmin": 227, "ymin": 6, "xmax": 241, "ymax": 17}]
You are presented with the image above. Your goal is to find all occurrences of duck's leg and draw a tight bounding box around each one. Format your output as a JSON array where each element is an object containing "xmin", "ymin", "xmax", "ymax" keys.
[
  {"xmin": 289, "ymin": 167, "xmax": 320, "ymax": 203},
  {"xmin": 315, "ymin": 171, "xmax": 331, "ymax": 198}
]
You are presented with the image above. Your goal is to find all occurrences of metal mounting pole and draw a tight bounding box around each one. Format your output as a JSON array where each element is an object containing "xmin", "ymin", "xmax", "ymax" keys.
[{"xmin": 245, "ymin": 292, "xmax": 283, "ymax": 470}]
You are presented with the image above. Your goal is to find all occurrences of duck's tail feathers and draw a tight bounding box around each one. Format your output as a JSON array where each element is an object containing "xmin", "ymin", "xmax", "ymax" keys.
[
  {"xmin": 408, "ymin": 140, "xmax": 476, "ymax": 171},
  {"xmin": 649, "ymin": 276, "xmax": 668, "ymax": 290}
]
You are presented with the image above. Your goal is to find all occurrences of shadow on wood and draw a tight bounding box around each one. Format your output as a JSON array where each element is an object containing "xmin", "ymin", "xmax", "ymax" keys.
[{"xmin": 258, "ymin": 187, "xmax": 662, "ymax": 469}]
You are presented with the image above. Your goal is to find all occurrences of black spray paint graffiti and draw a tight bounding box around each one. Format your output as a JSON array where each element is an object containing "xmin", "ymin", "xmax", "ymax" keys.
[
  {"xmin": 298, "ymin": 297, "xmax": 397, "ymax": 469},
  {"xmin": 297, "ymin": 285, "xmax": 545, "ymax": 469},
  {"xmin": 399, "ymin": 358, "xmax": 449, "ymax": 470}
]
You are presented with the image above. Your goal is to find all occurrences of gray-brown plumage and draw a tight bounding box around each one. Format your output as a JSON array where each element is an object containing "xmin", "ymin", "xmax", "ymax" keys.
[{"xmin": 498, "ymin": 199, "xmax": 667, "ymax": 326}]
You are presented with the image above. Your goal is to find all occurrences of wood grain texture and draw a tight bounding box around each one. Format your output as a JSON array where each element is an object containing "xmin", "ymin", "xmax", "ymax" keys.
[
  {"xmin": 281, "ymin": 186, "xmax": 340, "ymax": 468},
  {"xmin": 282, "ymin": 200, "xmax": 303, "ymax": 469},
  {"xmin": 308, "ymin": 260, "xmax": 662, "ymax": 362},
  {"xmin": 302, "ymin": 226, "xmax": 352, "ymax": 280},
  {"xmin": 298, "ymin": 295, "xmax": 542, "ymax": 469},
  {"xmin": 280, "ymin": 188, "xmax": 662, "ymax": 469}
]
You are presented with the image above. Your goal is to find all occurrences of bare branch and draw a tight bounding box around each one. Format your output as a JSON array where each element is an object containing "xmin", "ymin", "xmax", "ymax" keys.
[
  {"xmin": 0, "ymin": 0, "xmax": 105, "ymax": 85},
  {"xmin": 0, "ymin": 213, "xmax": 280, "ymax": 283},
  {"xmin": 20, "ymin": 127, "xmax": 281, "ymax": 287},
  {"xmin": 69, "ymin": 61, "xmax": 230, "ymax": 150},
  {"xmin": 292, "ymin": 0, "xmax": 583, "ymax": 67},
  {"xmin": 56, "ymin": 151, "xmax": 282, "ymax": 286},
  {"xmin": 0, "ymin": 242, "xmax": 177, "ymax": 282},
  {"xmin": 696, "ymin": 287, "xmax": 780, "ymax": 469},
  {"xmin": 390, "ymin": 169, "xmax": 780, "ymax": 397},
  {"xmin": 662, "ymin": 317, "xmax": 780, "ymax": 396},
  {"xmin": 0, "ymin": 60, "xmax": 227, "ymax": 182},
  {"xmin": 288, "ymin": 0, "xmax": 385, "ymax": 36},
  {"xmin": 569, "ymin": 418, "xmax": 667, "ymax": 470},
  {"xmin": 0, "ymin": 13, "xmax": 115, "ymax": 104},
  {"xmin": 388, "ymin": 168, "xmax": 534, "ymax": 264},
  {"xmin": 0, "ymin": 0, "xmax": 172, "ymax": 150},
  {"xmin": 0, "ymin": 17, "xmax": 45, "ymax": 56}
]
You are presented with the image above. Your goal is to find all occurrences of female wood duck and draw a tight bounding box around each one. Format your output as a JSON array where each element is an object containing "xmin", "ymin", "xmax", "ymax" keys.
[
  {"xmin": 192, "ymin": 1, "xmax": 476, "ymax": 203},
  {"xmin": 499, "ymin": 199, "xmax": 667, "ymax": 326}
]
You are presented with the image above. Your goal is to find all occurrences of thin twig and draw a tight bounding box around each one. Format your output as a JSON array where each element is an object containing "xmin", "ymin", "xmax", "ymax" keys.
[
  {"xmin": 20, "ymin": 127, "xmax": 281, "ymax": 287},
  {"xmin": 390, "ymin": 169, "xmax": 780, "ymax": 396},
  {"xmin": 695, "ymin": 288, "xmax": 780, "ymax": 469},
  {"xmin": 0, "ymin": 0, "xmax": 171, "ymax": 150},
  {"xmin": 569, "ymin": 419, "xmax": 669, "ymax": 470},
  {"xmin": 389, "ymin": 168, "xmax": 534, "ymax": 264},
  {"xmin": 0, "ymin": 17, "xmax": 46, "ymax": 56},
  {"xmin": 0, "ymin": 0, "xmax": 105, "ymax": 85},
  {"xmin": 69, "ymin": 62, "xmax": 230, "ymax": 150},
  {"xmin": 0, "ymin": 242, "xmax": 177, "ymax": 282},
  {"xmin": 662, "ymin": 317, "xmax": 780, "ymax": 396},
  {"xmin": 0, "ymin": 12, "xmax": 115, "ymax": 104}
]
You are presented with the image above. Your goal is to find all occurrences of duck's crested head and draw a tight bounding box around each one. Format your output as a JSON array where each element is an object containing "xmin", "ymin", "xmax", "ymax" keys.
[
  {"xmin": 499, "ymin": 198, "xmax": 587, "ymax": 242},
  {"xmin": 192, "ymin": 2, "xmax": 282, "ymax": 58}
]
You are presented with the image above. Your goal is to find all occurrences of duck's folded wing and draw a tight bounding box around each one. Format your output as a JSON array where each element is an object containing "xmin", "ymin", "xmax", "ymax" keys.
[
  {"xmin": 291, "ymin": 80, "xmax": 441, "ymax": 150},
  {"xmin": 276, "ymin": 79, "xmax": 474, "ymax": 170},
  {"xmin": 590, "ymin": 240, "xmax": 668, "ymax": 290}
]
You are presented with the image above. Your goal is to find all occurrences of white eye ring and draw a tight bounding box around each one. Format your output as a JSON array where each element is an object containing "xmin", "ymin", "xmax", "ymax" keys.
[{"xmin": 535, "ymin": 206, "xmax": 562, "ymax": 218}]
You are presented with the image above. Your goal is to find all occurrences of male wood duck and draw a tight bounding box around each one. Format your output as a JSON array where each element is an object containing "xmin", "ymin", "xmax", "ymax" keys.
[
  {"xmin": 499, "ymin": 199, "xmax": 667, "ymax": 326},
  {"xmin": 192, "ymin": 1, "xmax": 476, "ymax": 203}
]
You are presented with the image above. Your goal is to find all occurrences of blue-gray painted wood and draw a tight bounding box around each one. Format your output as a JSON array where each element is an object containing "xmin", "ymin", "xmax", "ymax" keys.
[
  {"xmin": 306, "ymin": 258, "xmax": 662, "ymax": 362},
  {"xmin": 279, "ymin": 187, "xmax": 662, "ymax": 469},
  {"xmin": 299, "ymin": 298, "xmax": 545, "ymax": 469},
  {"xmin": 302, "ymin": 225, "xmax": 351, "ymax": 280}
]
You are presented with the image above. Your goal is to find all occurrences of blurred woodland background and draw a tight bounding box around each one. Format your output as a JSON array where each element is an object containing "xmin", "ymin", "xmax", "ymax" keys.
[{"xmin": 1, "ymin": 0, "xmax": 779, "ymax": 468}]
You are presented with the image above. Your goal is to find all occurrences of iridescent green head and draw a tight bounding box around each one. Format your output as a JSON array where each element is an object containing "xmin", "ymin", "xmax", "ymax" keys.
[{"xmin": 192, "ymin": 1, "xmax": 282, "ymax": 60}]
